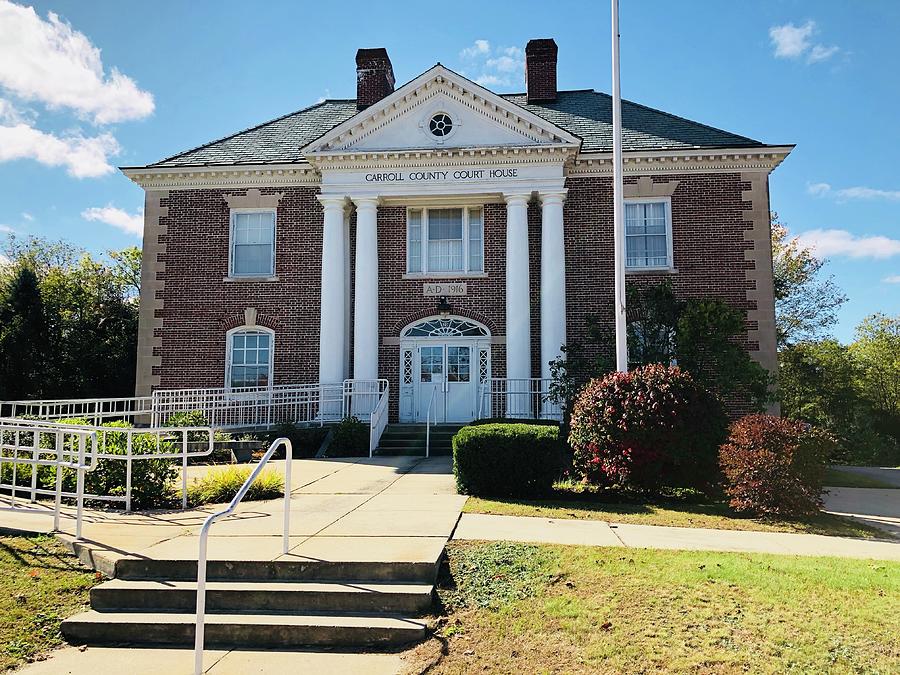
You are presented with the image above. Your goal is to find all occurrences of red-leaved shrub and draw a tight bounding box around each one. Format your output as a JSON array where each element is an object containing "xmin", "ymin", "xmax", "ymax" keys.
[
  {"xmin": 568, "ymin": 364, "xmax": 728, "ymax": 492},
  {"xmin": 719, "ymin": 414, "xmax": 834, "ymax": 517}
]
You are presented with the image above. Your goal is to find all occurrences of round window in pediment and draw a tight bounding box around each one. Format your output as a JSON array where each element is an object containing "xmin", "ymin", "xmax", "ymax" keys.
[{"xmin": 428, "ymin": 113, "xmax": 453, "ymax": 137}]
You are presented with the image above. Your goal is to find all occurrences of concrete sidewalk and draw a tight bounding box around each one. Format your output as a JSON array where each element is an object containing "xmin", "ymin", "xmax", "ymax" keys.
[
  {"xmin": 824, "ymin": 486, "xmax": 900, "ymax": 538},
  {"xmin": 453, "ymin": 513, "xmax": 900, "ymax": 561}
]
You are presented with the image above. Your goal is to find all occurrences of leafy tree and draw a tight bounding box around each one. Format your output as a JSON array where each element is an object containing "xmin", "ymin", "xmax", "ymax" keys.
[
  {"xmin": 779, "ymin": 340, "xmax": 856, "ymax": 431},
  {"xmin": 0, "ymin": 235, "xmax": 140, "ymax": 399},
  {"xmin": 771, "ymin": 213, "xmax": 847, "ymax": 347},
  {"xmin": 850, "ymin": 314, "xmax": 900, "ymax": 439},
  {"xmin": 0, "ymin": 266, "xmax": 48, "ymax": 399}
]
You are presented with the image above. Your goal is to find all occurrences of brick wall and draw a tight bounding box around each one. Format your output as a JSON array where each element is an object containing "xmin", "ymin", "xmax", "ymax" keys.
[{"xmin": 148, "ymin": 171, "xmax": 770, "ymax": 418}]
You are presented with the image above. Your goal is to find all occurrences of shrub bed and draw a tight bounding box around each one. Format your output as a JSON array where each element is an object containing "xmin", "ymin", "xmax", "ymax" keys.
[
  {"xmin": 453, "ymin": 423, "xmax": 564, "ymax": 498},
  {"xmin": 568, "ymin": 364, "xmax": 728, "ymax": 493},
  {"xmin": 324, "ymin": 416, "xmax": 369, "ymax": 457},
  {"xmin": 186, "ymin": 465, "xmax": 283, "ymax": 507},
  {"xmin": 719, "ymin": 414, "xmax": 834, "ymax": 517}
]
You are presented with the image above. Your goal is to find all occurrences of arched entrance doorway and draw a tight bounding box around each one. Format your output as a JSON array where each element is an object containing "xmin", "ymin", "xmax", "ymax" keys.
[{"xmin": 398, "ymin": 316, "xmax": 491, "ymax": 423}]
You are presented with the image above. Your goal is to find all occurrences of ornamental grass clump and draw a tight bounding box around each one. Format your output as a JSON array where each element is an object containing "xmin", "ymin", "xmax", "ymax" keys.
[
  {"xmin": 719, "ymin": 414, "xmax": 834, "ymax": 517},
  {"xmin": 568, "ymin": 364, "xmax": 728, "ymax": 493},
  {"xmin": 186, "ymin": 465, "xmax": 283, "ymax": 508}
]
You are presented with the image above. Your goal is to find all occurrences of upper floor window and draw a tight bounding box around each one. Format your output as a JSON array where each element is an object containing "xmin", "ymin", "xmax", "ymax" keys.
[
  {"xmin": 625, "ymin": 198, "xmax": 672, "ymax": 270},
  {"xmin": 230, "ymin": 209, "xmax": 276, "ymax": 277},
  {"xmin": 407, "ymin": 207, "xmax": 483, "ymax": 275},
  {"xmin": 226, "ymin": 328, "xmax": 273, "ymax": 389}
]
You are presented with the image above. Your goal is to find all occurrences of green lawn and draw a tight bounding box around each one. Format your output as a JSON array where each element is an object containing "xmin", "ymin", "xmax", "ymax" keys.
[
  {"xmin": 414, "ymin": 541, "xmax": 900, "ymax": 674},
  {"xmin": 825, "ymin": 467, "xmax": 899, "ymax": 489},
  {"xmin": 464, "ymin": 491, "xmax": 889, "ymax": 539},
  {"xmin": 0, "ymin": 535, "xmax": 99, "ymax": 671}
]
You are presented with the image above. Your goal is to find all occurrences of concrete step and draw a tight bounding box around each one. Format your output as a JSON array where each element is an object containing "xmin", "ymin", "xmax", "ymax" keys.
[
  {"xmin": 112, "ymin": 558, "xmax": 440, "ymax": 584},
  {"xmin": 91, "ymin": 579, "xmax": 434, "ymax": 614},
  {"xmin": 61, "ymin": 610, "xmax": 427, "ymax": 648}
]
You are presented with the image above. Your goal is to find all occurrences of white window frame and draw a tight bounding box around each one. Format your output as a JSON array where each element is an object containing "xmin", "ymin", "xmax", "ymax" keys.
[
  {"xmin": 229, "ymin": 208, "xmax": 277, "ymax": 279},
  {"xmin": 225, "ymin": 326, "xmax": 275, "ymax": 390},
  {"xmin": 624, "ymin": 197, "xmax": 674, "ymax": 272},
  {"xmin": 405, "ymin": 206, "xmax": 485, "ymax": 277}
]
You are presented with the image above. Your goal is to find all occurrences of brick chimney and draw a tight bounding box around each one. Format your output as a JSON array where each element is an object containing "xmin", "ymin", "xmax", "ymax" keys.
[
  {"xmin": 525, "ymin": 39, "xmax": 558, "ymax": 103},
  {"xmin": 356, "ymin": 48, "xmax": 395, "ymax": 110}
]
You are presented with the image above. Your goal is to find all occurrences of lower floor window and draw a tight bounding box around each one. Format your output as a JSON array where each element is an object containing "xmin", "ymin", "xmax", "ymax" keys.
[{"xmin": 228, "ymin": 329, "xmax": 273, "ymax": 388}]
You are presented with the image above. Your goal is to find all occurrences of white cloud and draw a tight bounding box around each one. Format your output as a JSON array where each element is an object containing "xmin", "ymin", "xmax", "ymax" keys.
[
  {"xmin": 0, "ymin": 224, "xmax": 14, "ymax": 233},
  {"xmin": 458, "ymin": 40, "xmax": 524, "ymax": 90},
  {"xmin": 883, "ymin": 275, "xmax": 900, "ymax": 284},
  {"xmin": 808, "ymin": 44, "xmax": 839, "ymax": 63},
  {"xmin": 769, "ymin": 20, "xmax": 839, "ymax": 64},
  {"xmin": 460, "ymin": 39, "xmax": 490, "ymax": 60},
  {"xmin": 0, "ymin": 1, "xmax": 154, "ymax": 124},
  {"xmin": 0, "ymin": 123, "xmax": 119, "ymax": 177},
  {"xmin": 836, "ymin": 186, "xmax": 900, "ymax": 202},
  {"xmin": 795, "ymin": 228, "xmax": 900, "ymax": 260},
  {"xmin": 21, "ymin": 212, "xmax": 33, "ymax": 221},
  {"xmin": 806, "ymin": 182, "xmax": 831, "ymax": 196},
  {"xmin": 81, "ymin": 205, "xmax": 143, "ymax": 236}
]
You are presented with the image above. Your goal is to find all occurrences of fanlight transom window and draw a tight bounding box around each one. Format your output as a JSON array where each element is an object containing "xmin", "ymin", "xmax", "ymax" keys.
[{"xmin": 402, "ymin": 318, "xmax": 488, "ymax": 338}]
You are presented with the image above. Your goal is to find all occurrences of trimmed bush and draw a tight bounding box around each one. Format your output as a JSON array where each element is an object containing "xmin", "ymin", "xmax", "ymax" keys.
[
  {"xmin": 453, "ymin": 423, "xmax": 564, "ymax": 497},
  {"xmin": 469, "ymin": 418, "xmax": 560, "ymax": 428},
  {"xmin": 568, "ymin": 364, "xmax": 728, "ymax": 493},
  {"xmin": 186, "ymin": 465, "xmax": 283, "ymax": 507},
  {"xmin": 266, "ymin": 423, "xmax": 329, "ymax": 458},
  {"xmin": 719, "ymin": 414, "xmax": 834, "ymax": 517},
  {"xmin": 326, "ymin": 416, "xmax": 369, "ymax": 457}
]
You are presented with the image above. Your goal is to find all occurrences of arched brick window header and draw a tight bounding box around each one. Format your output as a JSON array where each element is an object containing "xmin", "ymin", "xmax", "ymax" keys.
[{"xmin": 389, "ymin": 307, "xmax": 499, "ymax": 336}]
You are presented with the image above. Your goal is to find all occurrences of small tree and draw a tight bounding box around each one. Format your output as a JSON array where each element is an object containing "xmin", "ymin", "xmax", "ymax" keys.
[{"xmin": 771, "ymin": 214, "xmax": 847, "ymax": 347}]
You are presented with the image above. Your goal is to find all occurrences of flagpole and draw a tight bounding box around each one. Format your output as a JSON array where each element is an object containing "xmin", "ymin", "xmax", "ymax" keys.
[{"xmin": 611, "ymin": 0, "xmax": 628, "ymax": 372}]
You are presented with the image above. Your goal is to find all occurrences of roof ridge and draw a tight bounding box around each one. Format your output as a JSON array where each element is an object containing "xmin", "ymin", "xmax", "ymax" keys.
[{"xmin": 147, "ymin": 99, "xmax": 351, "ymax": 167}]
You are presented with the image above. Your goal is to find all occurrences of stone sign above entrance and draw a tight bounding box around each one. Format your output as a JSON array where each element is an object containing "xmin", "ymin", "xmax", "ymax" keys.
[{"xmin": 423, "ymin": 282, "xmax": 467, "ymax": 297}]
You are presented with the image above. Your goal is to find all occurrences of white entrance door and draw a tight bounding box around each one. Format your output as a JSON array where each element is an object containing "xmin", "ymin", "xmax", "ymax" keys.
[{"xmin": 416, "ymin": 343, "xmax": 475, "ymax": 422}]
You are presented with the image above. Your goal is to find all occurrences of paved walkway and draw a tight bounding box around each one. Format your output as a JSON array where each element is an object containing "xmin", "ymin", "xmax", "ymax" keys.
[
  {"xmin": 6, "ymin": 455, "xmax": 461, "ymax": 675},
  {"xmin": 824, "ymin": 486, "xmax": 900, "ymax": 538},
  {"xmin": 454, "ymin": 513, "xmax": 900, "ymax": 561}
]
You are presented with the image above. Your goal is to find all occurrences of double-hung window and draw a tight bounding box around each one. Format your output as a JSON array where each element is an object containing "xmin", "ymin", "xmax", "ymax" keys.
[
  {"xmin": 227, "ymin": 328, "xmax": 273, "ymax": 389},
  {"xmin": 625, "ymin": 199, "xmax": 672, "ymax": 270},
  {"xmin": 230, "ymin": 210, "xmax": 276, "ymax": 277},
  {"xmin": 407, "ymin": 207, "xmax": 484, "ymax": 275}
]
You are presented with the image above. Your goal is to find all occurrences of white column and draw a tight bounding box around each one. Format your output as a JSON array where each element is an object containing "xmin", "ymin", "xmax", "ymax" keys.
[
  {"xmin": 317, "ymin": 195, "xmax": 347, "ymax": 387},
  {"xmin": 352, "ymin": 198, "xmax": 379, "ymax": 385},
  {"xmin": 539, "ymin": 191, "xmax": 567, "ymax": 381},
  {"xmin": 504, "ymin": 193, "xmax": 532, "ymax": 417}
]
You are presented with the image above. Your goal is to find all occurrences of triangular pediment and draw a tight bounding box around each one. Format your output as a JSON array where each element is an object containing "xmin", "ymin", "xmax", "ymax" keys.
[{"xmin": 302, "ymin": 65, "xmax": 581, "ymax": 156}]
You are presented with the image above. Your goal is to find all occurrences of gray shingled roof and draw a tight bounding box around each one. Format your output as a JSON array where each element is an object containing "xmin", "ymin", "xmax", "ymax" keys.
[{"xmin": 139, "ymin": 90, "xmax": 763, "ymax": 169}]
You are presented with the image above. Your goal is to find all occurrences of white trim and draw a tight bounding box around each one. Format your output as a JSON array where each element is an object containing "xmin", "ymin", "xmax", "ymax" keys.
[
  {"xmin": 229, "ymin": 208, "xmax": 277, "ymax": 278},
  {"xmin": 302, "ymin": 65, "xmax": 581, "ymax": 155},
  {"xmin": 623, "ymin": 196, "xmax": 674, "ymax": 271},
  {"xmin": 225, "ymin": 326, "xmax": 275, "ymax": 390},
  {"xmin": 406, "ymin": 205, "xmax": 484, "ymax": 276}
]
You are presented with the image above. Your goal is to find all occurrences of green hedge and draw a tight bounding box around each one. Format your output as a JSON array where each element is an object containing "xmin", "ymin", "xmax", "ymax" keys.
[
  {"xmin": 452, "ymin": 423, "xmax": 564, "ymax": 498},
  {"xmin": 469, "ymin": 418, "xmax": 560, "ymax": 428}
]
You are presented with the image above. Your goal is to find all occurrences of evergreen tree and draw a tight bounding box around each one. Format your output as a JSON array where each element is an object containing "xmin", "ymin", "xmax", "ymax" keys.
[{"xmin": 0, "ymin": 266, "xmax": 47, "ymax": 399}]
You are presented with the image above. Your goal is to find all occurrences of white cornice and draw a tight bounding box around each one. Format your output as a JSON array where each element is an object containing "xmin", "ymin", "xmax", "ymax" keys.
[
  {"xmin": 302, "ymin": 66, "xmax": 582, "ymax": 155},
  {"xmin": 121, "ymin": 164, "xmax": 319, "ymax": 191},
  {"xmin": 571, "ymin": 145, "xmax": 794, "ymax": 176},
  {"xmin": 313, "ymin": 144, "xmax": 577, "ymax": 171}
]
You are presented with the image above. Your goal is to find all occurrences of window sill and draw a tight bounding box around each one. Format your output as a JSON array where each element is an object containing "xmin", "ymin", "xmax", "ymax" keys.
[
  {"xmin": 223, "ymin": 275, "xmax": 280, "ymax": 283},
  {"xmin": 625, "ymin": 267, "xmax": 678, "ymax": 275},
  {"xmin": 402, "ymin": 272, "xmax": 489, "ymax": 280}
]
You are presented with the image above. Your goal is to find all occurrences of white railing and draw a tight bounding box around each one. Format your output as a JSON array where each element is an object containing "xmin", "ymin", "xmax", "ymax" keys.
[
  {"xmin": 0, "ymin": 420, "xmax": 97, "ymax": 539},
  {"xmin": 478, "ymin": 378, "xmax": 562, "ymax": 422},
  {"xmin": 0, "ymin": 396, "xmax": 154, "ymax": 426},
  {"xmin": 425, "ymin": 386, "xmax": 437, "ymax": 458},
  {"xmin": 194, "ymin": 436, "xmax": 292, "ymax": 675},
  {"xmin": 0, "ymin": 417, "xmax": 214, "ymax": 516},
  {"xmin": 368, "ymin": 384, "xmax": 390, "ymax": 457}
]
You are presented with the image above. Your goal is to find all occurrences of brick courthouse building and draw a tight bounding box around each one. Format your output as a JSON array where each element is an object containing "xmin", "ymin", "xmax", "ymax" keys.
[{"xmin": 123, "ymin": 40, "xmax": 791, "ymax": 424}]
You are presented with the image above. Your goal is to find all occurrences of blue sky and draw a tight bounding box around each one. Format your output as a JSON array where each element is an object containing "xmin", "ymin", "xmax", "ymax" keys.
[{"xmin": 0, "ymin": 0, "xmax": 898, "ymax": 342}]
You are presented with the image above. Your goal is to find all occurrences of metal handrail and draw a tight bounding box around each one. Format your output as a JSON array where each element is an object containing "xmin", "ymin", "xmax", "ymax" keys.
[
  {"xmin": 194, "ymin": 436, "xmax": 293, "ymax": 675},
  {"xmin": 368, "ymin": 385, "xmax": 390, "ymax": 457},
  {"xmin": 425, "ymin": 386, "xmax": 437, "ymax": 458}
]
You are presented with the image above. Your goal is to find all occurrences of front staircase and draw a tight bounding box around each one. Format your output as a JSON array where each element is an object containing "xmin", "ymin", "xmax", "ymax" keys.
[
  {"xmin": 374, "ymin": 423, "xmax": 463, "ymax": 456},
  {"xmin": 62, "ymin": 556, "xmax": 434, "ymax": 648}
]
